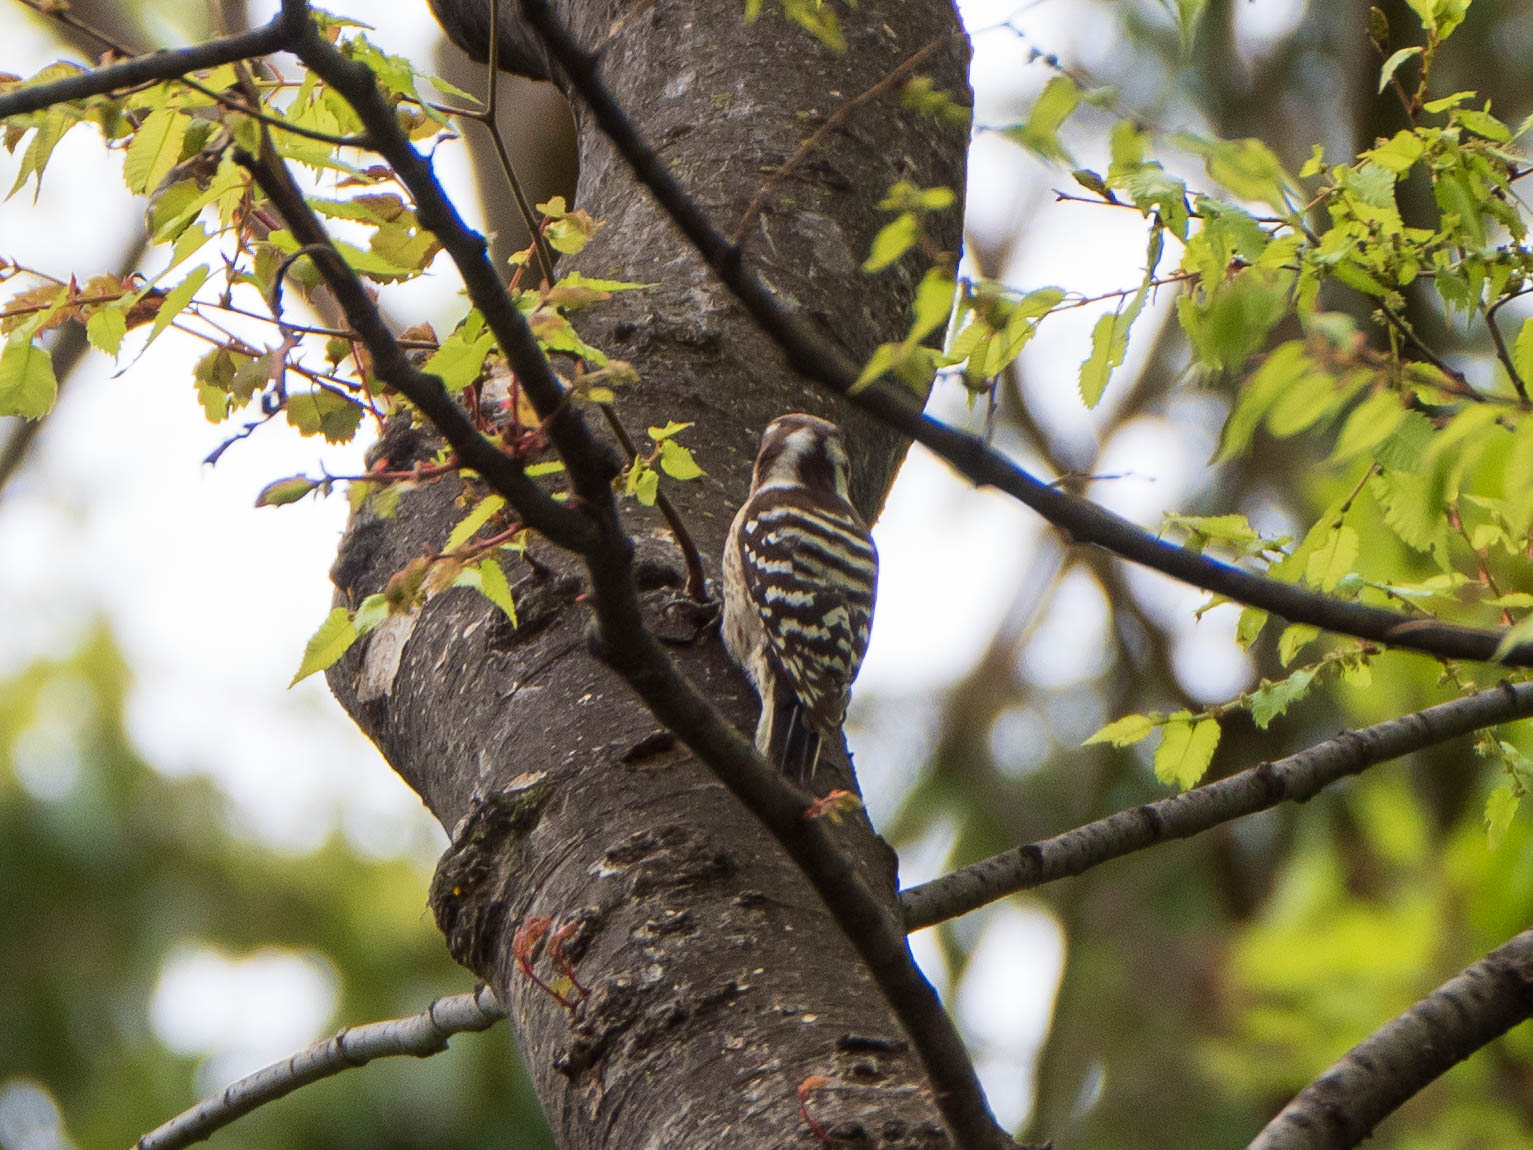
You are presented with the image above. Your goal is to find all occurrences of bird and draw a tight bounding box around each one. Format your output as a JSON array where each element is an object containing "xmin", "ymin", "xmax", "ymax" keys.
[{"xmin": 722, "ymin": 413, "xmax": 878, "ymax": 786}]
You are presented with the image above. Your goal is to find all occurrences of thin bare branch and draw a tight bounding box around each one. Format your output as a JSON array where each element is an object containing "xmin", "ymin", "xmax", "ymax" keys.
[
  {"xmin": 1247, "ymin": 927, "xmax": 1533, "ymax": 1150},
  {"xmin": 0, "ymin": 12, "xmax": 299, "ymax": 120},
  {"xmin": 134, "ymin": 986, "xmax": 506, "ymax": 1150},
  {"xmin": 516, "ymin": 0, "xmax": 1533, "ymax": 671},
  {"xmin": 899, "ymin": 680, "xmax": 1533, "ymax": 930}
]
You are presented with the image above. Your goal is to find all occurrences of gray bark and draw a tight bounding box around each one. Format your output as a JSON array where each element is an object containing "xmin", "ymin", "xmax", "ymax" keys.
[{"xmin": 328, "ymin": 1, "xmax": 971, "ymax": 1145}]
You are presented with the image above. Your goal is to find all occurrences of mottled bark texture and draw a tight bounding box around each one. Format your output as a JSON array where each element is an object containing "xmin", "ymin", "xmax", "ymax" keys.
[{"xmin": 327, "ymin": 2, "xmax": 971, "ymax": 1146}]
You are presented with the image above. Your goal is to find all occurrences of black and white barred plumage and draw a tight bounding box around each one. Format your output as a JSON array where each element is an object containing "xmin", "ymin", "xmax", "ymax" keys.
[{"xmin": 722, "ymin": 414, "xmax": 877, "ymax": 786}]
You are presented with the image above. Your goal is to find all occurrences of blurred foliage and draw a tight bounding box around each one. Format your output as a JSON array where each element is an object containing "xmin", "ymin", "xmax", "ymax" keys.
[
  {"xmin": 867, "ymin": 0, "xmax": 1533, "ymax": 1146},
  {"xmin": 0, "ymin": 626, "xmax": 554, "ymax": 1150}
]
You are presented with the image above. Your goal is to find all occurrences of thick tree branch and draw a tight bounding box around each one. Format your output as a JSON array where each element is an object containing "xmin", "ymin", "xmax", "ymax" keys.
[
  {"xmin": 0, "ymin": 13, "xmax": 299, "ymax": 119},
  {"xmin": 135, "ymin": 987, "xmax": 507, "ymax": 1150},
  {"xmin": 900, "ymin": 680, "xmax": 1533, "ymax": 930},
  {"xmin": 1246, "ymin": 927, "xmax": 1533, "ymax": 1150},
  {"xmin": 253, "ymin": 8, "xmax": 1014, "ymax": 1144},
  {"xmin": 517, "ymin": 0, "xmax": 1533, "ymax": 670}
]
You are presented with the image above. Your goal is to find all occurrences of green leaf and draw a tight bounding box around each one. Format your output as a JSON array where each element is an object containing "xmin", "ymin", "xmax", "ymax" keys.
[
  {"xmin": 290, "ymin": 607, "xmax": 360, "ymax": 686},
  {"xmin": 1304, "ymin": 523, "xmax": 1359, "ymax": 591},
  {"xmin": 1236, "ymin": 606, "xmax": 1269, "ymax": 649},
  {"xmin": 1512, "ymin": 318, "xmax": 1533, "ymax": 388},
  {"xmin": 658, "ymin": 439, "xmax": 705, "ymax": 480},
  {"xmin": 1163, "ymin": 0, "xmax": 1207, "ymax": 55},
  {"xmin": 122, "ymin": 106, "xmax": 190, "ymax": 196},
  {"xmin": 285, "ymin": 388, "xmax": 367, "ymax": 444},
  {"xmin": 648, "ymin": 420, "xmax": 694, "ymax": 441},
  {"xmin": 863, "ymin": 213, "xmax": 921, "ymax": 272},
  {"xmin": 1217, "ymin": 342, "xmax": 1311, "ymax": 461},
  {"xmin": 1174, "ymin": 133, "xmax": 1292, "ymax": 213},
  {"xmin": 1406, "ymin": 0, "xmax": 1468, "ymax": 38},
  {"xmin": 1084, "ymin": 712, "xmax": 1158, "ymax": 747},
  {"xmin": 910, "ymin": 268, "xmax": 958, "ymax": 343},
  {"xmin": 445, "ymin": 494, "xmax": 506, "ymax": 552},
  {"xmin": 1155, "ymin": 717, "xmax": 1221, "ymax": 789},
  {"xmin": 455, "ymin": 558, "xmax": 518, "ymax": 625},
  {"xmin": 1377, "ymin": 47, "xmax": 1422, "ymax": 94},
  {"xmin": 1248, "ymin": 667, "xmax": 1318, "ymax": 729},
  {"xmin": 1331, "ymin": 392, "xmax": 1406, "ymax": 461},
  {"xmin": 255, "ymin": 475, "xmax": 319, "ymax": 507},
  {"xmin": 423, "ymin": 312, "xmax": 495, "ymax": 392},
  {"xmin": 1005, "ymin": 75, "xmax": 1080, "ymax": 163},
  {"xmin": 146, "ymin": 263, "xmax": 209, "ymax": 345},
  {"xmin": 0, "ymin": 335, "xmax": 58, "ymax": 419},
  {"xmin": 1277, "ymin": 624, "xmax": 1321, "ymax": 666},
  {"xmin": 85, "ymin": 305, "xmax": 128, "ymax": 357},
  {"xmin": 352, "ymin": 593, "xmax": 390, "ymax": 635},
  {"xmin": 1485, "ymin": 779, "xmax": 1520, "ymax": 848}
]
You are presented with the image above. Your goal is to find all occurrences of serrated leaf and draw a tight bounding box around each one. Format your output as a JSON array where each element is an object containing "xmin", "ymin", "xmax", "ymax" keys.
[
  {"xmin": 445, "ymin": 494, "xmax": 506, "ymax": 552},
  {"xmin": 1154, "ymin": 717, "xmax": 1220, "ymax": 789},
  {"xmin": 1217, "ymin": 341, "xmax": 1329, "ymax": 461},
  {"xmin": 286, "ymin": 387, "xmax": 366, "ymax": 444},
  {"xmin": 1305, "ymin": 523, "xmax": 1359, "ymax": 591},
  {"xmin": 146, "ymin": 263, "xmax": 209, "ymax": 345},
  {"xmin": 459, "ymin": 557, "xmax": 518, "ymax": 625},
  {"xmin": 1486, "ymin": 779, "xmax": 1520, "ymax": 849},
  {"xmin": 122, "ymin": 106, "xmax": 190, "ymax": 196},
  {"xmin": 85, "ymin": 305, "xmax": 128, "ymax": 356},
  {"xmin": 1248, "ymin": 667, "xmax": 1318, "ymax": 729},
  {"xmin": 0, "ymin": 335, "xmax": 57, "ymax": 419},
  {"xmin": 854, "ymin": 342, "xmax": 898, "ymax": 392},
  {"xmin": 1084, "ymin": 712, "xmax": 1158, "ymax": 747},
  {"xmin": 658, "ymin": 439, "xmax": 704, "ymax": 480},
  {"xmin": 290, "ymin": 607, "xmax": 360, "ymax": 686},
  {"xmin": 422, "ymin": 318, "xmax": 495, "ymax": 391}
]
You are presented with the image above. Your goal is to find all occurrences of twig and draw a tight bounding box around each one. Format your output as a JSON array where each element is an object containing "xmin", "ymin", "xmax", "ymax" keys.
[
  {"xmin": 439, "ymin": 0, "xmax": 560, "ymax": 286},
  {"xmin": 1246, "ymin": 927, "xmax": 1533, "ymax": 1150},
  {"xmin": 1375, "ymin": 300, "xmax": 1481, "ymax": 398},
  {"xmin": 515, "ymin": 0, "xmax": 1533, "ymax": 671},
  {"xmin": 899, "ymin": 680, "xmax": 1533, "ymax": 930},
  {"xmin": 0, "ymin": 10, "xmax": 301, "ymax": 120},
  {"xmin": 134, "ymin": 986, "xmax": 506, "ymax": 1150},
  {"xmin": 731, "ymin": 34, "xmax": 951, "ymax": 247},
  {"xmin": 1482, "ymin": 295, "xmax": 1531, "ymax": 403}
]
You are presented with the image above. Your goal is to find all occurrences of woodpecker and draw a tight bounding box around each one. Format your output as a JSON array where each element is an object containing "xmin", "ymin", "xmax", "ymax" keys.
[{"xmin": 722, "ymin": 414, "xmax": 878, "ymax": 786}]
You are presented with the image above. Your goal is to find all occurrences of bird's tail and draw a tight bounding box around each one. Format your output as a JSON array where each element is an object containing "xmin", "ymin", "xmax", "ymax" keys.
[{"xmin": 765, "ymin": 681, "xmax": 823, "ymax": 787}]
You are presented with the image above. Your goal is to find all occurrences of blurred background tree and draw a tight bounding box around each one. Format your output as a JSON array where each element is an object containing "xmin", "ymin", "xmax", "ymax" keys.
[{"xmin": 855, "ymin": 0, "xmax": 1533, "ymax": 1146}]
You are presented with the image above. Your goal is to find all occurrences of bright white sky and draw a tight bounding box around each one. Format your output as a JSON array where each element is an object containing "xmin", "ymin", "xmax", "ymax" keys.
[{"xmin": 0, "ymin": 0, "xmax": 1308, "ymax": 1132}]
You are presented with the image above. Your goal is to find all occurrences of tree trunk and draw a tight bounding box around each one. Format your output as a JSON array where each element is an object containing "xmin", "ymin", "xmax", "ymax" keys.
[{"xmin": 327, "ymin": 1, "xmax": 971, "ymax": 1145}]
